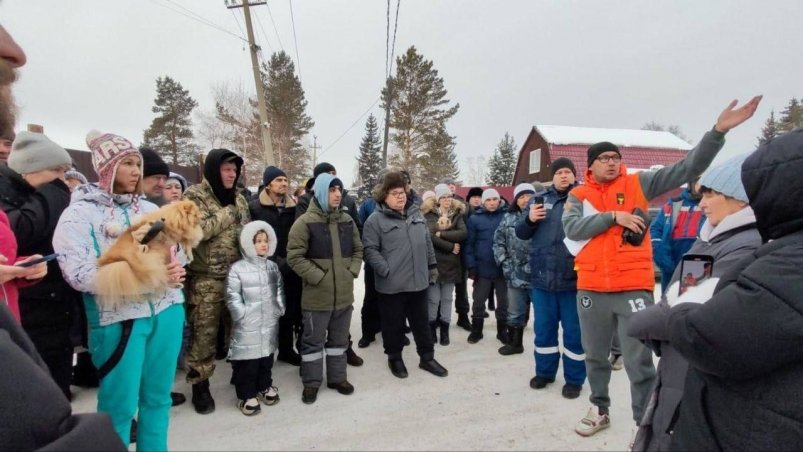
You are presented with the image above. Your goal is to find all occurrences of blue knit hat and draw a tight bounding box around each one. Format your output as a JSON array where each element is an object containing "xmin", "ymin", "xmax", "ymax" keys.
[{"xmin": 699, "ymin": 153, "xmax": 750, "ymax": 203}]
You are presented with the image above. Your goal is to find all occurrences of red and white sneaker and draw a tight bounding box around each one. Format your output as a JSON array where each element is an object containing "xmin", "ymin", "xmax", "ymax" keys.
[{"xmin": 575, "ymin": 406, "xmax": 610, "ymax": 437}]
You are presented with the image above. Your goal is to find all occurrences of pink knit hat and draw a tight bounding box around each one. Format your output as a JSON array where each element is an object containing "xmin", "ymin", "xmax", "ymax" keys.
[{"xmin": 86, "ymin": 130, "xmax": 142, "ymax": 193}]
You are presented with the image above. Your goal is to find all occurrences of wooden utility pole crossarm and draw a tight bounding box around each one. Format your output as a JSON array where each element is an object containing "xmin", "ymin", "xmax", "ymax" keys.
[{"xmin": 226, "ymin": 0, "xmax": 274, "ymax": 166}]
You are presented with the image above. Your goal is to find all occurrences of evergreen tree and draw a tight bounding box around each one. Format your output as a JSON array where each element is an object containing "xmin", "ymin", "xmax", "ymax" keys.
[
  {"xmin": 382, "ymin": 46, "xmax": 459, "ymax": 188},
  {"xmin": 486, "ymin": 132, "xmax": 517, "ymax": 186},
  {"xmin": 420, "ymin": 125, "xmax": 459, "ymax": 189},
  {"xmin": 356, "ymin": 114, "xmax": 384, "ymax": 202},
  {"xmin": 263, "ymin": 51, "xmax": 315, "ymax": 179},
  {"xmin": 777, "ymin": 97, "xmax": 803, "ymax": 132},
  {"xmin": 142, "ymin": 76, "xmax": 199, "ymax": 165},
  {"xmin": 758, "ymin": 109, "xmax": 779, "ymax": 145},
  {"xmin": 641, "ymin": 122, "xmax": 690, "ymax": 143}
]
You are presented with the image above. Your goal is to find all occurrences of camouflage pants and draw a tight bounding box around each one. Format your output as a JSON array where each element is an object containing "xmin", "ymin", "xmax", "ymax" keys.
[{"xmin": 185, "ymin": 276, "xmax": 231, "ymax": 384}]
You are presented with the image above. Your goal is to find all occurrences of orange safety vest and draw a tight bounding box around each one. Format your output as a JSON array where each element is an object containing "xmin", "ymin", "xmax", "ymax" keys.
[{"xmin": 570, "ymin": 165, "xmax": 654, "ymax": 292}]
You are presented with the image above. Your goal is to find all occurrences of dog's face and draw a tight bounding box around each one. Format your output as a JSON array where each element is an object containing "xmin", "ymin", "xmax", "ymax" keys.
[
  {"xmin": 437, "ymin": 215, "xmax": 450, "ymax": 230},
  {"xmin": 160, "ymin": 200, "xmax": 203, "ymax": 247}
]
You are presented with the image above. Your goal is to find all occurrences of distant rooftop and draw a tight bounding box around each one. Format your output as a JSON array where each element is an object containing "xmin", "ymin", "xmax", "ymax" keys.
[{"xmin": 535, "ymin": 125, "xmax": 692, "ymax": 150}]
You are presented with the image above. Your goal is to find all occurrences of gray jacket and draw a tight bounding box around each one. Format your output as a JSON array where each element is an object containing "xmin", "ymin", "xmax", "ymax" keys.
[
  {"xmin": 363, "ymin": 201, "xmax": 437, "ymax": 295},
  {"xmin": 226, "ymin": 221, "xmax": 286, "ymax": 361},
  {"xmin": 627, "ymin": 207, "xmax": 760, "ymax": 451}
]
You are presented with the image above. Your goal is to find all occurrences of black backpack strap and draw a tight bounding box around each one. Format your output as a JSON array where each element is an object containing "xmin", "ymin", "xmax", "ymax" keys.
[{"xmin": 96, "ymin": 319, "xmax": 135, "ymax": 380}]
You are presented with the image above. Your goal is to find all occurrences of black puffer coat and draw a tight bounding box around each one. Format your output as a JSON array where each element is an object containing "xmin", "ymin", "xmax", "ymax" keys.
[
  {"xmin": 421, "ymin": 197, "xmax": 467, "ymax": 283},
  {"xmin": 667, "ymin": 129, "xmax": 803, "ymax": 451}
]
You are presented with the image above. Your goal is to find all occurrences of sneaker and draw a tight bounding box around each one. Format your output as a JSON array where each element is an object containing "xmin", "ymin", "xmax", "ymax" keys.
[
  {"xmin": 561, "ymin": 384, "xmax": 582, "ymax": 399},
  {"xmin": 609, "ymin": 354, "xmax": 624, "ymax": 371},
  {"xmin": 237, "ymin": 398, "xmax": 261, "ymax": 416},
  {"xmin": 326, "ymin": 380, "xmax": 355, "ymax": 395},
  {"xmin": 575, "ymin": 406, "xmax": 610, "ymax": 437},
  {"xmin": 257, "ymin": 386, "xmax": 280, "ymax": 406},
  {"xmin": 302, "ymin": 386, "xmax": 318, "ymax": 404}
]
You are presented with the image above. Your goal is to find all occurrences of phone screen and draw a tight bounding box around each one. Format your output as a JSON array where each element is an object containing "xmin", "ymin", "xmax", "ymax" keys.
[{"xmin": 678, "ymin": 255, "xmax": 714, "ymax": 296}]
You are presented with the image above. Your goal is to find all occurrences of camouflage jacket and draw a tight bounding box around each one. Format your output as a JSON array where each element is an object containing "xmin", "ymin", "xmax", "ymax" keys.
[
  {"xmin": 183, "ymin": 179, "xmax": 250, "ymax": 278},
  {"xmin": 493, "ymin": 209, "xmax": 532, "ymax": 288}
]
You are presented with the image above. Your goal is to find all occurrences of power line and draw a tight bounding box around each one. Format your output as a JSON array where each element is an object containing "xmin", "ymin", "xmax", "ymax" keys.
[
  {"xmin": 254, "ymin": 12, "xmax": 274, "ymax": 53},
  {"xmin": 385, "ymin": 0, "xmax": 390, "ymax": 78},
  {"xmin": 229, "ymin": 8, "xmax": 246, "ymax": 38},
  {"xmin": 389, "ymin": 0, "xmax": 401, "ymax": 75},
  {"xmin": 265, "ymin": 2, "xmax": 285, "ymax": 51},
  {"xmin": 320, "ymin": 97, "xmax": 382, "ymax": 157},
  {"xmin": 149, "ymin": 0, "xmax": 247, "ymax": 42},
  {"xmin": 288, "ymin": 0, "xmax": 302, "ymax": 81}
]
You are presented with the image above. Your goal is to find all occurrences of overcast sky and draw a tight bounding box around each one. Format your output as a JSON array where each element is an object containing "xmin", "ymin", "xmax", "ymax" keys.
[{"xmin": 3, "ymin": 0, "xmax": 802, "ymax": 187}]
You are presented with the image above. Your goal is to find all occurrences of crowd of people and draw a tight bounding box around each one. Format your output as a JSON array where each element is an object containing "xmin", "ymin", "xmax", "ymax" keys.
[{"xmin": 2, "ymin": 20, "xmax": 802, "ymax": 452}]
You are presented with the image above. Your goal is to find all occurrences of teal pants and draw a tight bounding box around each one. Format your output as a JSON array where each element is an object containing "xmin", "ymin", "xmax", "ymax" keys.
[{"xmin": 88, "ymin": 303, "xmax": 184, "ymax": 451}]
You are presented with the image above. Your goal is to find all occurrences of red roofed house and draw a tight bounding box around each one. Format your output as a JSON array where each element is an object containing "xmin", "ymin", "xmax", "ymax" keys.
[{"xmin": 513, "ymin": 125, "xmax": 692, "ymax": 207}]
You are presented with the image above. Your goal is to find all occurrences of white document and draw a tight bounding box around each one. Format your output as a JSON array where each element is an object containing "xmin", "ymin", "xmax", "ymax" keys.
[{"xmin": 563, "ymin": 199, "xmax": 599, "ymax": 256}]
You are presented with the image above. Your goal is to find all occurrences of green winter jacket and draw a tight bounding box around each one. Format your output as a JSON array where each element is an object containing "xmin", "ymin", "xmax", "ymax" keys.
[
  {"xmin": 287, "ymin": 199, "xmax": 363, "ymax": 311},
  {"xmin": 183, "ymin": 179, "xmax": 251, "ymax": 278}
]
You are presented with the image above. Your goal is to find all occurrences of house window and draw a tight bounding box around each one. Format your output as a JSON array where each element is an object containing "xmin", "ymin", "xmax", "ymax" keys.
[{"xmin": 529, "ymin": 148, "xmax": 541, "ymax": 174}]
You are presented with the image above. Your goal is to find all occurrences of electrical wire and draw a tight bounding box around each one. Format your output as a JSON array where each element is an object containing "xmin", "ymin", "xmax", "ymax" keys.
[
  {"xmin": 229, "ymin": 8, "xmax": 247, "ymax": 38},
  {"xmin": 320, "ymin": 98, "xmax": 382, "ymax": 157},
  {"xmin": 288, "ymin": 0, "xmax": 302, "ymax": 80},
  {"xmin": 254, "ymin": 12, "xmax": 274, "ymax": 53},
  {"xmin": 265, "ymin": 2, "xmax": 285, "ymax": 51},
  {"xmin": 149, "ymin": 0, "xmax": 247, "ymax": 43},
  {"xmin": 385, "ymin": 0, "xmax": 390, "ymax": 78},
  {"xmin": 388, "ymin": 0, "xmax": 401, "ymax": 75}
]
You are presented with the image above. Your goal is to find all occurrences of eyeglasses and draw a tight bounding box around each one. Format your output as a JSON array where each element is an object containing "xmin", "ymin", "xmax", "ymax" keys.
[
  {"xmin": 388, "ymin": 190, "xmax": 407, "ymax": 198},
  {"xmin": 596, "ymin": 154, "xmax": 622, "ymax": 164}
]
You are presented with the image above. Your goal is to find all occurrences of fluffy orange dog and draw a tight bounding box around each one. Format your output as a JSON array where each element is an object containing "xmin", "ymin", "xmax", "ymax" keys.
[{"xmin": 95, "ymin": 200, "xmax": 203, "ymax": 308}]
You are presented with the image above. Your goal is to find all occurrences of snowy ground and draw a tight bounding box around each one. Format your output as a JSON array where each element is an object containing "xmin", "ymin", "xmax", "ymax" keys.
[{"xmin": 72, "ymin": 271, "xmax": 656, "ymax": 451}]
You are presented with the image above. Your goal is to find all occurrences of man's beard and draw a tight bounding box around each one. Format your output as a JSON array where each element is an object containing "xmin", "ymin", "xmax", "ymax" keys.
[{"xmin": 0, "ymin": 60, "xmax": 18, "ymax": 140}]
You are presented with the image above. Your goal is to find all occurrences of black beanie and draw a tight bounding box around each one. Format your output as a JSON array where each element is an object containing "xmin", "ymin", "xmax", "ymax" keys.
[
  {"xmin": 550, "ymin": 157, "xmax": 577, "ymax": 177},
  {"xmin": 467, "ymin": 187, "xmax": 483, "ymax": 200},
  {"xmin": 139, "ymin": 147, "xmax": 170, "ymax": 178},
  {"xmin": 262, "ymin": 165, "xmax": 287, "ymax": 186},
  {"xmin": 587, "ymin": 141, "xmax": 621, "ymax": 166},
  {"xmin": 313, "ymin": 162, "xmax": 336, "ymax": 177}
]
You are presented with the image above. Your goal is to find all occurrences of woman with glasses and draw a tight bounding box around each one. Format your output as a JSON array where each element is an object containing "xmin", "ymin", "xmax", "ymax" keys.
[{"xmin": 362, "ymin": 171, "xmax": 448, "ymax": 379}]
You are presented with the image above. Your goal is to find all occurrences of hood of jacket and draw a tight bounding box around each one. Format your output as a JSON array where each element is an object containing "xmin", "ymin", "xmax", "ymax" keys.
[
  {"xmin": 312, "ymin": 173, "xmax": 344, "ymax": 212},
  {"xmin": 239, "ymin": 220, "xmax": 277, "ymax": 260},
  {"xmin": 699, "ymin": 206, "xmax": 756, "ymax": 243},
  {"xmin": 203, "ymin": 148, "xmax": 243, "ymax": 207},
  {"xmin": 419, "ymin": 196, "xmax": 466, "ymax": 217},
  {"xmin": 257, "ymin": 189, "xmax": 297, "ymax": 209},
  {"xmin": 742, "ymin": 128, "xmax": 803, "ymax": 241}
]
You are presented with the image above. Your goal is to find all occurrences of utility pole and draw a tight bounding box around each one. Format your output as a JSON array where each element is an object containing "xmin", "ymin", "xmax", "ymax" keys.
[
  {"xmin": 311, "ymin": 135, "xmax": 320, "ymax": 168},
  {"xmin": 381, "ymin": 77, "xmax": 392, "ymax": 168},
  {"xmin": 226, "ymin": 0, "xmax": 274, "ymax": 166}
]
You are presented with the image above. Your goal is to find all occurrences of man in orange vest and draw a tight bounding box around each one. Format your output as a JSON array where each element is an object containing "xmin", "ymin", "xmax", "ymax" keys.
[{"xmin": 562, "ymin": 96, "xmax": 761, "ymax": 440}]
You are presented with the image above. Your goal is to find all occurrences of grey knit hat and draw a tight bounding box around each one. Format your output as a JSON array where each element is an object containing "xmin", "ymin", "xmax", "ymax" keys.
[
  {"xmin": 434, "ymin": 183, "xmax": 451, "ymax": 200},
  {"xmin": 8, "ymin": 131, "xmax": 72, "ymax": 174},
  {"xmin": 699, "ymin": 153, "xmax": 750, "ymax": 202}
]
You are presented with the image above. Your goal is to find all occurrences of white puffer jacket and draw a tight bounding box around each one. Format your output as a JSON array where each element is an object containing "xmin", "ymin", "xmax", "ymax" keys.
[{"xmin": 226, "ymin": 221, "xmax": 285, "ymax": 360}]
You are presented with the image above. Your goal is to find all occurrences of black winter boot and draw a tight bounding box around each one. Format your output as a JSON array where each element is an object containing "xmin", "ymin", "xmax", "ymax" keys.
[
  {"xmin": 467, "ymin": 318, "xmax": 484, "ymax": 344},
  {"xmin": 346, "ymin": 341, "xmax": 364, "ymax": 367},
  {"xmin": 439, "ymin": 321, "xmax": 450, "ymax": 346},
  {"xmin": 496, "ymin": 322, "xmax": 509, "ymax": 345},
  {"xmin": 191, "ymin": 379, "xmax": 216, "ymax": 414},
  {"xmin": 456, "ymin": 313, "xmax": 472, "ymax": 331},
  {"xmin": 429, "ymin": 321, "xmax": 438, "ymax": 344},
  {"xmin": 72, "ymin": 351, "xmax": 99, "ymax": 388},
  {"xmin": 498, "ymin": 326, "xmax": 524, "ymax": 355}
]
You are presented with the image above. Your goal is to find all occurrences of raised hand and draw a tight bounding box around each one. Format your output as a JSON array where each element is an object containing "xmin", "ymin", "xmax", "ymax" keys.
[{"xmin": 715, "ymin": 95, "xmax": 762, "ymax": 133}]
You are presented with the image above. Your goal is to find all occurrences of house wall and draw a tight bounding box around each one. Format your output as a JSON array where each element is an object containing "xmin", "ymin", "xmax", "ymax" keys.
[{"xmin": 513, "ymin": 129, "xmax": 551, "ymax": 184}]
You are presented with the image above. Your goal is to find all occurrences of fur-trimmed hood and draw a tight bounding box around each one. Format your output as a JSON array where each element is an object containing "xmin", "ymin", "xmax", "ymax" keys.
[
  {"xmin": 420, "ymin": 196, "xmax": 466, "ymax": 217},
  {"xmin": 239, "ymin": 220, "xmax": 278, "ymax": 260},
  {"xmin": 258, "ymin": 189, "xmax": 297, "ymax": 209}
]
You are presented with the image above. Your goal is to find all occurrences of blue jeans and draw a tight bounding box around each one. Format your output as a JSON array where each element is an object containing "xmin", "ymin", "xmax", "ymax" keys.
[
  {"xmin": 531, "ymin": 288, "xmax": 585, "ymax": 386},
  {"xmin": 506, "ymin": 286, "xmax": 532, "ymax": 328}
]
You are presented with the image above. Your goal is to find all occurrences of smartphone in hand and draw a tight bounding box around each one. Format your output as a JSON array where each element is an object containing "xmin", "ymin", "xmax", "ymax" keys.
[
  {"xmin": 678, "ymin": 254, "xmax": 714, "ymax": 296},
  {"xmin": 16, "ymin": 254, "xmax": 58, "ymax": 268}
]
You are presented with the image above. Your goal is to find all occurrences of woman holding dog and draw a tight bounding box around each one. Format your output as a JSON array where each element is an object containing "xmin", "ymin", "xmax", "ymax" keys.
[
  {"xmin": 420, "ymin": 184, "xmax": 467, "ymax": 346},
  {"xmin": 53, "ymin": 131, "xmax": 186, "ymax": 451}
]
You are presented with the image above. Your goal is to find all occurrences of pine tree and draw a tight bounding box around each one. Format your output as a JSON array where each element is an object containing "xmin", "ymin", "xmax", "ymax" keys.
[
  {"xmin": 382, "ymin": 46, "xmax": 459, "ymax": 189},
  {"xmin": 758, "ymin": 109, "xmax": 779, "ymax": 145},
  {"xmin": 263, "ymin": 51, "xmax": 315, "ymax": 179},
  {"xmin": 356, "ymin": 114, "xmax": 384, "ymax": 202},
  {"xmin": 777, "ymin": 97, "xmax": 803, "ymax": 132},
  {"xmin": 420, "ymin": 125, "xmax": 459, "ymax": 189},
  {"xmin": 142, "ymin": 76, "xmax": 199, "ymax": 165},
  {"xmin": 486, "ymin": 132, "xmax": 517, "ymax": 186}
]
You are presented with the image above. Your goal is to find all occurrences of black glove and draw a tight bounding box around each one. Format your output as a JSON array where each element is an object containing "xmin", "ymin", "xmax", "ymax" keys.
[
  {"xmin": 467, "ymin": 269, "xmax": 477, "ymax": 280},
  {"xmin": 429, "ymin": 268, "xmax": 438, "ymax": 285}
]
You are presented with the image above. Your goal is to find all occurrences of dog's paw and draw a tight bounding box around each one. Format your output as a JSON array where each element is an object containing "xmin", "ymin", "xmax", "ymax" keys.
[{"xmin": 104, "ymin": 222, "xmax": 125, "ymax": 238}]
